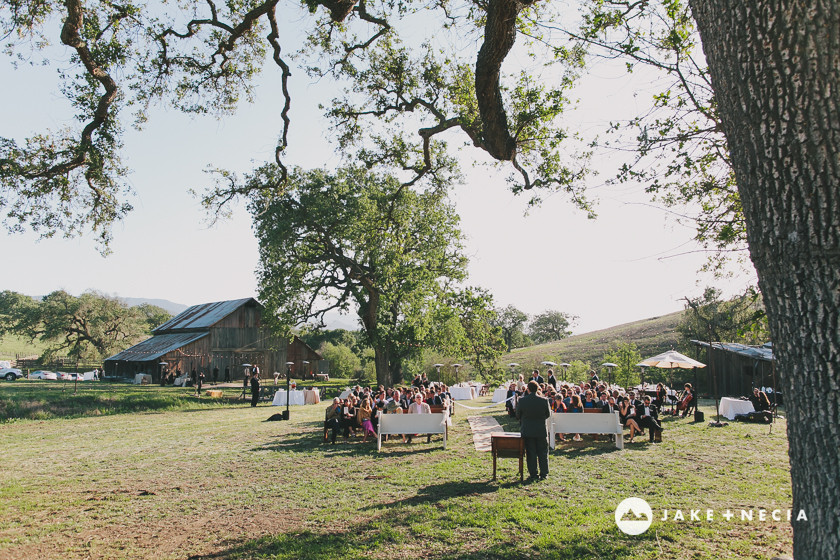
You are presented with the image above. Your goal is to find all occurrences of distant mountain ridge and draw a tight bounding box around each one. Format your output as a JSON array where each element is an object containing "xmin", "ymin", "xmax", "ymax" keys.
[{"xmin": 120, "ymin": 298, "xmax": 189, "ymax": 315}]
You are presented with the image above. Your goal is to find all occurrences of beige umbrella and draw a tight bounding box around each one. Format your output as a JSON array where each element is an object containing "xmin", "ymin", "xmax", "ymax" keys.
[
  {"xmin": 637, "ymin": 350, "xmax": 705, "ymax": 369},
  {"xmin": 637, "ymin": 350, "xmax": 706, "ymax": 413}
]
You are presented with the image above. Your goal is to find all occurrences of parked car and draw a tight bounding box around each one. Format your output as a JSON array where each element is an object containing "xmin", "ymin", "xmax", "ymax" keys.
[
  {"xmin": 54, "ymin": 371, "xmax": 71, "ymax": 380},
  {"xmin": 1, "ymin": 367, "xmax": 23, "ymax": 381},
  {"xmin": 67, "ymin": 372, "xmax": 87, "ymax": 381},
  {"xmin": 29, "ymin": 370, "xmax": 58, "ymax": 380}
]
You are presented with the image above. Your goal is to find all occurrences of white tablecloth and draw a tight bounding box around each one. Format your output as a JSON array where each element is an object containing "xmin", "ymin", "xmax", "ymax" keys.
[
  {"xmin": 719, "ymin": 397, "xmax": 754, "ymax": 420},
  {"xmin": 303, "ymin": 389, "xmax": 321, "ymax": 405},
  {"xmin": 492, "ymin": 388, "xmax": 509, "ymax": 403},
  {"xmin": 449, "ymin": 386, "xmax": 477, "ymax": 400},
  {"xmin": 272, "ymin": 390, "xmax": 307, "ymax": 406},
  {"xmin": 339, "ymin": 389, "xmax": 352, "ymax": 400}
]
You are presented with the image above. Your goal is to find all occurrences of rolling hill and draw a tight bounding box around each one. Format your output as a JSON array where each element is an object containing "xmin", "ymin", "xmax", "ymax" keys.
[{"xmin": 502, "ymin": 309, "xmax": 687, "ymax": 371}]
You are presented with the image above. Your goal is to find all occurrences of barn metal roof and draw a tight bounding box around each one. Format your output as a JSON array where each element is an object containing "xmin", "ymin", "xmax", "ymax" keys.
[
  {"xmin": 105, "ymin": 332, "xmax": 209, "ymax": 362},
  {"xmin": 153, "ymin": 298, "xmax": 259, "ymax": 333},
  {"xmin": 691, "ymin": 340, "xmax": 774, "ymax": 362}
]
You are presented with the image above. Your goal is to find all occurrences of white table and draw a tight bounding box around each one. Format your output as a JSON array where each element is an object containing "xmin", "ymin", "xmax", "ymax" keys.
[
  {"xmin": 492, "ymin": 388, "xmax": 510, "ymax": 403},
  {"xmin": 271, "ymin": 390, "xmax": 307, "ymax": 406},
  {"xmin": 719, "ymin": 397, "xmax": 754, "ymax": 420},
  {"xmin": 449, "ymin": 386, "xmax": 477, "ymax": 400},
  {"xmin": 339, "ymin": 389, "xmax": 352, "ymax": 400}
]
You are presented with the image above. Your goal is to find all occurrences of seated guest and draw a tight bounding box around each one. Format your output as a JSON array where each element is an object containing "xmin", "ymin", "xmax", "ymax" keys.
[
  {"xmin": 325, "ymin": 398, "xmax": 343, "ymax": 444},
  {"xmin": 583, "ymin": 390, "xmax": 597, "ymax": 409},
  {"xmin": 620, "ymin": 396, "xmax": 642, "ymax": 443},
  {"xmin": 681, "ymin": 383, "xmax": 696, "ymax": 417},
  {"xmin": 341, "ymin": 398, "xmax": 358, "ymax": 439},
  {"xmin": 561, "ymin": 387, "xmax": 572, "ymax": 407},
  {"xmin": 386, "ymin": 389, "xmax": 403, "ymax": 413},
  {"xmin": 568, "ymin": 394, "xmax": 583, "ymax": 441},
  {"xmin": 749, "ymin": 388, "xmax": 772, "ymax": 411},
  {"xmin": 550, "ymin": 394, "xmax": 567, "ymax": 442},
  {"xmin": 506, "ymin": 383, "xmax": 518, "ymax": 417},
  {"xmin": 551, "ymin": 393, "xmax": 567, "ymax": 413},
  {"xmin": 357, "ymin": 397, "xmax": 376, "ymax": 443},
  {"xmin": 597, "ymin": 392, "xmax": 610, "ymax": 409},
  {"xmin": 601, "ymin": 396, "xmax": 619, "ymax": 415},
  {"xmin": 638, "ymin": 395, "xmax": 663, "ymax": 443},
  {"xmin": 656, "ymin": 382, "xmax": 667, "ymax": 407},
  {"xmin": 407, "ymin": 393, "xmax": 432, "ymax": 443}
]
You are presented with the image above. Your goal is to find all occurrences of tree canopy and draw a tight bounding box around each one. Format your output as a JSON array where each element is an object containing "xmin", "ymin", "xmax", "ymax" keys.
[
  {"xmin": 0, "ymin": 290, "xmax": 170, "ymax": 361},
  {"xmin": 249, "ymin": 164, "xmax": 467, "ymax": 387},
  {"xmin": 528, "ymin": 309, "xmax": 577, "ymax": 344}
]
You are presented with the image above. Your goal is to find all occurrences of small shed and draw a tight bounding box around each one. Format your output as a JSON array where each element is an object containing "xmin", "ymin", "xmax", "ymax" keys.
[
  {"xmin": 105, "ymin": 298, "xmax": 321, "ymax": 383},
  {"xmin": 691, "ymin": 340, "xmax": 776, "ymax": 397}
]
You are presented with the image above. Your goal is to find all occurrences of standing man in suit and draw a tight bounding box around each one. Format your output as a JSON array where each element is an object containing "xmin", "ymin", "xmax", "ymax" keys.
[
  {"xmin": 516, "ymin": 381, "xmax": 551, "ymax": 481},
  {"xmin": 530, "ymin": 369, "xmax": 545, "ymax": 385},
  {"xmin": 547, "ymin": 369, "xmax": 557, "ymax": 389}
]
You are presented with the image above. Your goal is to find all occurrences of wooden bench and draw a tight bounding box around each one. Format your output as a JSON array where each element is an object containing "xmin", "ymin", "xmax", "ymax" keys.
[
  {"xmin": 491, "ymin": 432, "xmax": 524, "ymax": 481},
  {"xmin": 377, "ymin": 413, "xmax": 447, "ymax": 451},
  {"xmin": 548, "ymin": 411, "xmax": 624, "ymax": 450}
]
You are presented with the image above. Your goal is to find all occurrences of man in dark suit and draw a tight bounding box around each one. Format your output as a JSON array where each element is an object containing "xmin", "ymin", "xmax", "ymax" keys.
[
  {"xmin": 638, "ymin": 395, "xmax": 663, "ymax": 442},
  {"xmin": 601, "ymin": 395, "xmax": 618, "ymax": 414},
  {"xmin": 547, "ymin": 369, "xmax": 557, "ymax": 389},
  {"xmin": 516, "ymin": 381, "xmax": 551, "ymax": 481},
  {"xmin": 530, "ymin": 369, "xmax": 545, "ymax": 385}
]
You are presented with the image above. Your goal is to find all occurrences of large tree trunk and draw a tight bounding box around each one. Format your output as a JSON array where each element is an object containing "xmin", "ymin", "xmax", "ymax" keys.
[
  {"xmin": 689, "ymin": 1, "xmax": 840, "ymax": 557},
  {"xmin": 357, "ymin": 290, "xmax": 393, "ymax": 388}
]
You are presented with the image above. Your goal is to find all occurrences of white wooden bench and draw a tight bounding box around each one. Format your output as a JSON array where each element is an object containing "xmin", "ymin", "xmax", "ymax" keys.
[
  {"xmin": 377, "ymin": 413, "xmax": 448, "ymax": 451},
  {"xmin": 548, "ymin": 411, "xmax": 624, "ymax": 450}
]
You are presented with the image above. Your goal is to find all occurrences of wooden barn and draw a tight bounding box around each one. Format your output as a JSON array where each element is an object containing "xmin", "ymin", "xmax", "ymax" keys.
[
  {"xmin": 691, "ymin": 340, "xmax": 777, "ymax": 399},
  {"xmin": 104, "ymin": 298, "xmax": 321, "ymax": 382}
]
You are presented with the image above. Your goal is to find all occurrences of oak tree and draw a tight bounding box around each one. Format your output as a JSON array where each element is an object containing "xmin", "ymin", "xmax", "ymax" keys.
[{"xmin": 248, "ymin": 165, "xmax": 467, "ymax": 387}]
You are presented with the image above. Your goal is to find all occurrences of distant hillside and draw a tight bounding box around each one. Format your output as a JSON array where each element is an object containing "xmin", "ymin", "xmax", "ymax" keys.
[
  {"xmin": 503, "ymin": 310, "xmax": 687, "ymax": 370},
  {"xmin": 120, "ymin": 298, "xmax": 189, "ymax": 315}
]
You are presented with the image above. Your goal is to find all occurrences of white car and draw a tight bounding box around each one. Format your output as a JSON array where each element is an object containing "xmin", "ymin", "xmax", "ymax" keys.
[
  {"xmin": 29, "ymin": 370, "xmax": 58, "ymax": 380},
  {"xmin": 1, "ymin": 368, "xmax": 23, "ymax": 381}
]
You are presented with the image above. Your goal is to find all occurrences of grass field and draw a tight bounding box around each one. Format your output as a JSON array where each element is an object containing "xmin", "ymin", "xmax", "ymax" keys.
[{"xmin": 0, "ymin": 382, "xmax": 793, "ymax": 559}]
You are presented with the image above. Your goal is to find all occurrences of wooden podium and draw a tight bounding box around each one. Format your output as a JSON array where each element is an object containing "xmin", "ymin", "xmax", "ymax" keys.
[{"xmin": 491, "ymin": 432, "xmax": 524, "ymax": 481}]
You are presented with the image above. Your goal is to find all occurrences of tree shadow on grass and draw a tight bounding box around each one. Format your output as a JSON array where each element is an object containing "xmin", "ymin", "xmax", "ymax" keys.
[
  {"xmin": 188, "ymin": 481, "xmax": 649, "ymax": 560},
  {"xmin": 254, "ymin": 432, "xmax": 448, "ymax": 458},
  {"xmin": 551, "ymin": 441, "xmax": 623, "ymax": 458}
]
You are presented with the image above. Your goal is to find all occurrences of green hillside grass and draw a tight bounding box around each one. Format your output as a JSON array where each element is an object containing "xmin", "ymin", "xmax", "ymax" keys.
[
  {"xmin": 0, "ymin": 333, "xmax": 45, "ymax": 361},
  {"xmin": 503, "ymin": 310, "xmax": 687, "ymax": 373}
]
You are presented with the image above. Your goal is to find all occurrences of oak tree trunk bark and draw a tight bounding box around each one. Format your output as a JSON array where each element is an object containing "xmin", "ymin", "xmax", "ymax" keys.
[{"xmin": 689, "ymin": 1, "xmax": 840, "ymax": 557}]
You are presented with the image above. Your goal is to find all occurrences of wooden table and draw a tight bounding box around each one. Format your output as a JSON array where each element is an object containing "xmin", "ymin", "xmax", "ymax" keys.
[{"xmin": 491, "ymin": 432, "xmax": 524, "ymax": 481}]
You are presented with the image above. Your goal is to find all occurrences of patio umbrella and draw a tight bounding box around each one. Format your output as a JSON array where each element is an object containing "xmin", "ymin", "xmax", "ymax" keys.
[
  {"xmin": 637, "ymin": 350, "xmax": 705, "ymax": 369},
  {"xmin": 541, "ymin": 361, "xmax": 557, "ymax": 366},
  {"xmin": 638, "ymin": 350, "xmax": 706, "ymax": 417}
]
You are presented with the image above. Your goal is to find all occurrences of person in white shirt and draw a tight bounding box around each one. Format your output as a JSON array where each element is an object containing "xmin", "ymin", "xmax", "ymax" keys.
[{"xmin": 406, "ymin": 394, "xmax": 431, "ymax": 443}]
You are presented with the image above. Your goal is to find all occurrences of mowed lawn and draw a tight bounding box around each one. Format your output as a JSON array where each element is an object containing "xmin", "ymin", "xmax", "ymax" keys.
[{"xmin": 0, "ymin": 383, "xmax": 793, "ymax": 559}]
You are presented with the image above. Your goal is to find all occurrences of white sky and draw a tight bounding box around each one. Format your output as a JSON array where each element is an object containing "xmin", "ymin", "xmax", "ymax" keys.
[{"xmin": 0, "ymin": 16, "xmax": 755, "ymax": 334}]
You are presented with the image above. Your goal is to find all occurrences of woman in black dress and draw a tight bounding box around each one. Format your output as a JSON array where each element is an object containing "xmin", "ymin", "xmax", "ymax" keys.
[{"xmin": 250, "ymin": 370, "xmax": 260, "ymax": 407}]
